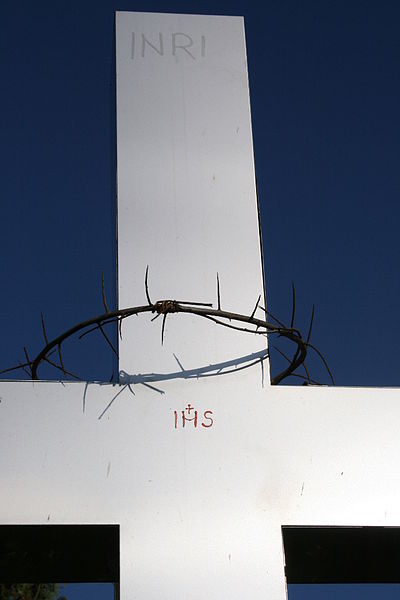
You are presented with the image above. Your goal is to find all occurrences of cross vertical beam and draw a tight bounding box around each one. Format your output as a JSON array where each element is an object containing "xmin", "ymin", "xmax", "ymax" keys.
[{"xmin": 115, "ymin": 12, "xmax": 268, "ymax": 380}]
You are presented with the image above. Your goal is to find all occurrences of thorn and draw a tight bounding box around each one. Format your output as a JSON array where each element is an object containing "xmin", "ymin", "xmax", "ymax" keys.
[
  {"xmin": 145, "ymin": 265, "xmax": 152, "ymax": 305},
  {"xmin": 272, "ymin": 344, "xmax": 292, "ymax": 364},
  {"xmin": 41, "ymin": 312, "xmax": 49, "ymax": 344},
  {"xmin": 102, "ymin": 271, "xmax": 109, "ymax": 313},
  {"xmin": 23, "ymin": 347, "xmax": 32, "ymax": 377},
  {"xmin": 306, "ymin": 305, "xmax": 315, "ymax": 344},
  {"xmin": 307, "ymin": 341, "xmax": 335, "ymax": 385},
  {"xmin": 161, "ymin": 313, "xmax": 167, "ymax": 345},
  {"xmin": 303, "ymin": 360, "xmax": 312, "ymax": 383},
  {"xmin": 250, "ymin": 295, "xmax": 261, "ymax": 319},
  {"xmin": 259, "ymin": 305, "xmax": 286, "ymax": 328},
  {"xmin": 98, "ymin": 323, "xmax": 118, "ymax": 357},
  {"xmin": 42, "ymin": 356, "xmax": 80, "ymax": 380},
  {"xmin": 216, "ymin": 273, "xmax": 221, "ymax": 310},
  {"xmin": 23, "ymin": 346, "xmax": 30, "ymax": 363},
  {"xmin": 290, "ymin": 282, "xmax": 296, "ymax": 328},
  {"xmin": 58, "ymin": 343, "xmax": 66, "ymax": 376},
  {"xmin": 18, "ymin": 361, "xmax": 31, "ymax": 377}
]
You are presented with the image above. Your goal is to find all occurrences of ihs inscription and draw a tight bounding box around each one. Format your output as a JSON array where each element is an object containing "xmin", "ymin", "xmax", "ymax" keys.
[{"xmin": 174, "ymin": 404, "xmax": 214, "ymax": 429}]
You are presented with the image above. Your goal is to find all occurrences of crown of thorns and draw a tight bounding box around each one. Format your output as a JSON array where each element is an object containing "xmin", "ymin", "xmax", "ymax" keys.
[{"xmin": 1, "ymin": 267, "xmax": 334, "ymax": 386}]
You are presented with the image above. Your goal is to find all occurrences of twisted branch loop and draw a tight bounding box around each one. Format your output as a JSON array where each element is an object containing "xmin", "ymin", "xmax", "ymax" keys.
[
  {"xmin": 0, "ymin": 271, "xmax": 333, "ymax": 386},
  {"xmin": 154, "ymin": 300, "xmax": 179, "ymax": 314}
]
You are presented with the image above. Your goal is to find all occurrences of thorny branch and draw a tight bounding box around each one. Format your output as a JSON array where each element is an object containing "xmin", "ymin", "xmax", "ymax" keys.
[{"xmin": 0, "ymin": 269, "xmax": 334, "ymax": 386}]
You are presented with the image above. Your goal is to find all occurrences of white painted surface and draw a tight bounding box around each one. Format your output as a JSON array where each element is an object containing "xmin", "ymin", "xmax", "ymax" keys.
[
  {"xmin": 1, "ymin": 382, "xmax": 400, "ymax": 599},
  {"xmin": 116, "ymin": 12, "xmax": 267, "ymax": 379}
]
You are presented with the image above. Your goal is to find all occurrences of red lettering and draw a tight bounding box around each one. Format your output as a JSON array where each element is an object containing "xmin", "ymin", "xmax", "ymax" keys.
[
  {"xmin": 182, "ymin": 410, "xmax": 198, "ymax": 428},
  {"xmin": 201, "ymin": 410, "xmax": 214, "ymax": 428},
  {"xmin": 174, "ymin": 406, "xmax": 214, "ymax": 429}
]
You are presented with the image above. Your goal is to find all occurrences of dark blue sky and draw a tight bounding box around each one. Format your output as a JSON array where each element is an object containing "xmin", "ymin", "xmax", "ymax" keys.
[
  {"xmin": 56, "ymin": 583, "xmax": 400, "ymax": 599},
  {"xmin": 1, "ymin": 0, "xmax": 400, "ymax": 386},
  {"xmin": 58, "ymin": 583, "xmax": 114, "ymax": 599},
  {"xmin": 288, "ymin": 584, "xmax": 400, "ymax": 599}
]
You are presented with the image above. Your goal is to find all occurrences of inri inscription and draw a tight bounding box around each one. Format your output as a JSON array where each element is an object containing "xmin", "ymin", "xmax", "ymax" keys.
[{"xmin": 131, "ymin": 32, "xmax": 206, "ymax": 59}]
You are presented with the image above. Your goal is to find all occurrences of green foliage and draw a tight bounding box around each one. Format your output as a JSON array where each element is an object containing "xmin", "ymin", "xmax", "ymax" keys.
[{"xmin": 0, "ymin": 583, "xmax": 61, "ymax": 600}]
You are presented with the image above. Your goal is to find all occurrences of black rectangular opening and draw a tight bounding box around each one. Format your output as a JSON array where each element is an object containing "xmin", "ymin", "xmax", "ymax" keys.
[
  {"xmin": 282, "ymin": 526, "xmax": 400, "ymax": 584},
  {"xmin": 0, "ymin": 525, "xmax": 119, "ymax": 584}
]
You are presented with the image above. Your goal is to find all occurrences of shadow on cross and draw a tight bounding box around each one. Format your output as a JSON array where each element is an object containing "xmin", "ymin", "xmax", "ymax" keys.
[{"xmin": 85, "ymin": 348, "xmax": 268, "ymax": 420}]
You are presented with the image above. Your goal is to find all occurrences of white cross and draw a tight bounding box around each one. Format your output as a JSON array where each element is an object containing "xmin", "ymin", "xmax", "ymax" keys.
[{"xmin": 1, "ymin": 12, "xmax": 399, "ymax": 600}]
